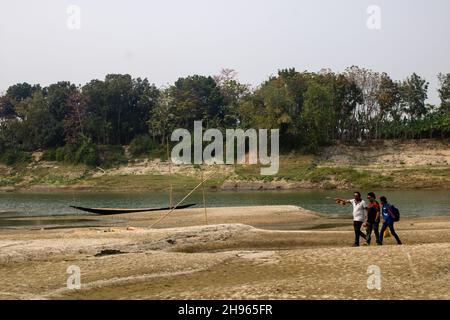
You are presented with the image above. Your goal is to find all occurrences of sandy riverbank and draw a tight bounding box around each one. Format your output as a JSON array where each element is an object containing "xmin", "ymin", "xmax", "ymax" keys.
[
  {"xmin": 0, "ymin": 205, "xmax": 449, "ymax": 300},
  {"xmin": 2, "ymin": 139, "xmax": 450, "ymax": 193}
]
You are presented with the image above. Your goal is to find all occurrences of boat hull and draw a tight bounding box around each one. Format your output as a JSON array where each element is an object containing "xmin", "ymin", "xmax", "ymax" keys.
[{"xmin": 70, "ymin": 203, "xmax": 196, "ymax": 215}]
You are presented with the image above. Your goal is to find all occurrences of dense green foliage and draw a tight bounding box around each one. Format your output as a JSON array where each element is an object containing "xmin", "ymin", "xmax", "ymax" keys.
[
  {"xmin": 129, "ymin": 135, "xmax": 156, "ymax": 157},
  {"xmin": 0, "ymin": 149, "xmax": 31, "ymax": 166},
  {"xmin": 52, "ymin": 136, "xmax": 100, "ymax": 166},
  {"xmin": 1, "ymin": 67, "xmax": 450, "ymax": 165}
]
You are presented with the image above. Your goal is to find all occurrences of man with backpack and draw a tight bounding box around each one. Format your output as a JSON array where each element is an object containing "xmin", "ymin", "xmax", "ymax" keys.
[{"xmin": 378, "ymin": 196, "xmax": 402, "ymax": 245}]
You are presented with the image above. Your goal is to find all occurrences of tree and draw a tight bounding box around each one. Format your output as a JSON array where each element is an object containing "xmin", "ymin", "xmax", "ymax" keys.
[
  {"xmin": 170, "ymin": 75, "xmax": 224, "ymax": 129},
  {"xmin": 213, "ymin": 69, "xmax": 250, "ymax": 127},
  {"xmin": 401, "ymin": 73, "xmax": 429, "ymax": 120},
  {"xmin": 438, "ymin": 73, "xmax": 450, "ymax": 114},
  {"xmin": 238, "ymin": 69, "xmax": 314, "ymax": 148},
  {"xmin": 6, "ymin": 83, "xmax": 41, "ymax": 103},
  {"xmin": 1, "ymin": 67, "xmax": 449, "ymax": 161},
  {"xmin": 45, "ymin": 81, "xmax": 77, "ymax": 121},
  {"xmin": 103, "ymin": 74, "xmax": 134, "ymax": 145},
  {"xmin": 332, "ymin": 74, "xmax": 363, "ymax": 140},
  {"xmin": 301, "ymin": 81, "xmax": 334, "ymax": 152},
  {"xmin": 277, "ymin": 68, "xmax": 310, "ymax": 116},
  {"xmin": 82, "ymin": 79, "xmax": 109, "ymax": 144},
  {"xmin": 0, "ymin": 96, "xmax": 16, "ymax": 118},
  {"xmin": 240, "ymin": 77, "xmax": 295, "ymax": 139},
  {"xmin": 148, "ymin": 89, "xmax": 176, "ymax": 144},
  {"xmin": 377, "ymin": 73, "xmax": 401, "ymax": 120},
  {"xmin": 130, "ymin": 77, "xmax": 159, "ymax": 140},
  {"xmin": 64, "ymin": 88, "xmax": 87, "ymax": 144},
  {"xmin": 376, "ymin": 73, "xmax": 401, "ymax": 138},
  {"xmin": 80, "ymin": 75, "xmax": 159, "ymax": 145},
  {"xmin": 0, "ymin": 116, "xmax": 22, "ymax": 152},
  {"xmin": 344, "ymin": 66, "xmax": 382, "ymax": 140},
  {"xmin": 15, "ymin": 92, "xmax": 62, "ymax": 149}
]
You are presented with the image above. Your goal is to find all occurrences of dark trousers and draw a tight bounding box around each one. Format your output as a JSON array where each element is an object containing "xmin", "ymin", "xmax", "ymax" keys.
[
  {"xmin": 353, "ymin": 221, "xmax": 366, "ymax": 245},
  {"xmin": 366, "ymin": 222, "xmax": 380, "ymax": 245},
  {"xmin": 379, "ymin": 222, "xmax": 402, "ymax": 244}
]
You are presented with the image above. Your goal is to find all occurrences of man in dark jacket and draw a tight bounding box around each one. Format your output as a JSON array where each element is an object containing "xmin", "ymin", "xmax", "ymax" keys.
[{"xmin": 365, "ymin": 192, "xmax": 381, "ymax": 245}]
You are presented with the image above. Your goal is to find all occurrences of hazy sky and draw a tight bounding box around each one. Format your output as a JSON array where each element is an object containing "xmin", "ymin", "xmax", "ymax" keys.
[{"xmin": 0, "ymin": 0, "xmax": 449, "ymax": 103}]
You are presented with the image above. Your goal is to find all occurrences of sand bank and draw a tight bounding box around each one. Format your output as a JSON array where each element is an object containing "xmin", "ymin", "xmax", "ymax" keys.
[{"xmin": 0, "ymin": 205, "xmax": 449, "ymax": 300}]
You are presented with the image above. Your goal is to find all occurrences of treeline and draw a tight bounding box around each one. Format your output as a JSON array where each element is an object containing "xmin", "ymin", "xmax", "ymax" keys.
[{"xmin": 0, "ymin": 67, "xmax": 449, "ymax": 166}]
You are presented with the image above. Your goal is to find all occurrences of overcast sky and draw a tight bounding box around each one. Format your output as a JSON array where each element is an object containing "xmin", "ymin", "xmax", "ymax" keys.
[{"xmin": 0, "ymin": 0, "xmax": 449, "ymax": 103}]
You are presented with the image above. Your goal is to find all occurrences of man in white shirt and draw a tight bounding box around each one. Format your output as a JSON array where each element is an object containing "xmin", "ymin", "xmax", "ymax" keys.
[{"xmin": 334, "ymin": 191, "xmax": 368, "ymax": 246}]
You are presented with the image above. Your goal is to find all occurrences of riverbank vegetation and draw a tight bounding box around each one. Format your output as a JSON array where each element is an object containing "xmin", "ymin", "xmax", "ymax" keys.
[
  {"xmin": 1, "ymin": 67, "xmax": 449, "ymax": 190},
  {"xmin": 1, "ymin": 139, "xmax": 449, "ymax": 191},
  {"xmin": 1, "ymin": 67, "xmax": 450, "ymax": 166}
]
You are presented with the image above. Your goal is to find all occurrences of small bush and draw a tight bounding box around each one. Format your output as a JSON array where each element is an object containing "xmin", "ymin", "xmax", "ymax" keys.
[
  {"xmin": 42, "ymin": 149, "xmax": 57, "ymax": 161},
  {"xmin": 74, "ymin": 138, "xmax": 100, "ymax": 166},
  {"xmin": 98, "ymin": 145, "xmax": 127, "ymax": 167},
  {"xmin": 129, "ymin": 135, "xmax": 155, "ymax": 157},
  {"xmin": 150, "ymin": 146, "xmax": 168, "ymax": 161},
  {"xmin": 0, "ymin": 149, "xmax": 32, "ymax": 165},
  {"xmin": 55, "ymin": 147, "xmax": 67, "ymax": 162},
  {"xmin": 53, "ymin": 137, "xmax": 100, "ymax": 166}
]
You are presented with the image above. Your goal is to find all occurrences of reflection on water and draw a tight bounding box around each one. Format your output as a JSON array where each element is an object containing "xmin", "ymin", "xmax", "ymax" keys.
[
  {"xmin": 0, "ymin": 218, "xmax": 123, "ymax": 229},
  {"xmin": 0, "ymin": 189, "xmax": 448, "ymax": 219}
]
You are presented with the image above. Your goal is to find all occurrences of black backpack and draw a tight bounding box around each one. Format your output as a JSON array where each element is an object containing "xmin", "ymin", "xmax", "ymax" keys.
[{"xmin": 391, "ymin": 205, "xmax": 400, "ymax": 222}]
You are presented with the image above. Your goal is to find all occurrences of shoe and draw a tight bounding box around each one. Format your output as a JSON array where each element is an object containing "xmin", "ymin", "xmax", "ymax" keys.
[{"xmin": 353, "ymin": 243, "xmax": 360, "ymax": 247}]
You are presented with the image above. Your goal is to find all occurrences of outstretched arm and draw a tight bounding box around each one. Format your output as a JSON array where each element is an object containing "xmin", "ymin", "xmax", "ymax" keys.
[{"xmin": 334, "ymin": 198, "xmax": 350, "ymax": 206}]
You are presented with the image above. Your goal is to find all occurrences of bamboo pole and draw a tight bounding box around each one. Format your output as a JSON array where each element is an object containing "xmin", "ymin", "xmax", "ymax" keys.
[
  {"xmin": 166, "ymin": 138, "xmax": 173, "ymax": 209},
  {"xmin": 150, "ymin": 175, "xmax": 211, "ymax": 228},
  {"xmin": 201, "ymin": 168, "xmax": 208, "ymax": 225}
]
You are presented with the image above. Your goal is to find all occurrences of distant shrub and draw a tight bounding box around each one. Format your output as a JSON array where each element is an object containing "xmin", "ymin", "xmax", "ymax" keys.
[
  {"xmin": 74, "ymin": 138, "xmax": 100, "ymax": 166},
  {"xmin": 0, "ymin": 149, "xmax": 32, "ymax": 165},
  {"xmin": 149, "ymin": 146, "xmax": 167, "ymax": 161},
  {"xmin": 98, "ymin": 145, "xmax": 127, "ymax": 167},
  {"xmin": 129, "ymin": 135, "xmax": 155, "ymax": 157},
  {"xmin": 55, "ymin": 146, "xmax": 67, "ymax": 162},
  {"xmin": 53, "ymin": 136, "xmax": 100, "ymax": 166},
  {"xmin": 42, "ymin": 149, "xmax": 57, "ymax": 161},
  {"xmin": 52, "ymin": 141, "xmax": 129, "ymax": 167}
]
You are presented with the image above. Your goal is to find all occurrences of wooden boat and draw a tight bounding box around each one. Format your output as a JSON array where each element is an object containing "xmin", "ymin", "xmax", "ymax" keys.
[{"xmin": 70, "ymin": 203, "xmax": 196, "ymax": 215}]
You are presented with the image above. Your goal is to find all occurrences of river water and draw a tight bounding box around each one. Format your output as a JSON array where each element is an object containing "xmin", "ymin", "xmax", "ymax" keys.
[{"xmin": 0, "ymin": 189, "xmax": 449, "ymax": 219}]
